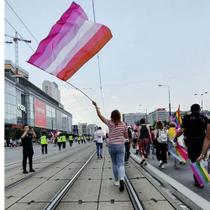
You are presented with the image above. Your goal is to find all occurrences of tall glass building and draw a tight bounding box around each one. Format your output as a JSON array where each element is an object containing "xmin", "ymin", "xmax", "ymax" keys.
[{"xmin": 5, "ymin": 60, "xmax": 72, "ymax": 134}]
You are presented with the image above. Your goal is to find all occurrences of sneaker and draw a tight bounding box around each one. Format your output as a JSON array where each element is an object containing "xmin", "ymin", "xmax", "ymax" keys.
[
  {"xmin": 29, "ymin": 169, "xmax": 35, "ymax": 172},
  {"xmin": 140, "ymin": 159, "xmax": 145, "ymax": 165},
  {"xmin": 119, "ymin": 180, "xmax": 124, "ymax": 192},
  {"xmin": 143, "ymin": 161, "xmax": 147, "ymax": 166},
  {"xmin": 113, "ymin": 181, "xmax": 119, "ymax": 186},
  {"xmin": 161, "ymin": 164, "xmax": 165, "ymax": 169},
  {"xmin": 23, "ymin": 171, "xmax": 28, "ymax": 174},
  {"xmin": 158, "ymin": 161, "xmax": 163, "ymax": 167}
]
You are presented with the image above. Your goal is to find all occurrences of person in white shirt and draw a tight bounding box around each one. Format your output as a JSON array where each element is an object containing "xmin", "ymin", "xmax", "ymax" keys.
[{"xmin": 94, "ymin": 127, "xmax": 104, "ymax": 159}]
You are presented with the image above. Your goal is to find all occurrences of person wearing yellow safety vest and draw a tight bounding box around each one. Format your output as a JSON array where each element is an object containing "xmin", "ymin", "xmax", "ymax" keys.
[
  {"xmin": 61, "ymin": 134, "xmax": 66, "ymax": 149},
  {"xmin": 77, "ymin": 136, "xmax": 81, "ymax": 144},
  {"xmin": 69, "ymin": 135, "xmax": 74, "ymax": 147},
  {"xmin": 40, "ymin": 133, "xmax": 48, "ymax": 154},
  {"xmin": 57, "ymin": 135, "xmax": 62, "ymax": 151},
  {"xmin": 81, "ymin": 136, "xmax": 84, "ymax": 144}
]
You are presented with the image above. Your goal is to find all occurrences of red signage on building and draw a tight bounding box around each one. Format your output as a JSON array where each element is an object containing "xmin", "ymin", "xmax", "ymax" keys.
[{"xmin": 34, "ymin": 98, "xmax": 46, "ymax": 128}]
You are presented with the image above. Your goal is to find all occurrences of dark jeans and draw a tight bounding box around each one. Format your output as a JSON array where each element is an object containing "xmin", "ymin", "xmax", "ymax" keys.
[
  {"xmin": 62, "ymin": 142, "xmax": 66, "ymax": 149},
  {"xmin": 96, "ymin": 142, "xmax": 103, "ymax": 158},
  {"xmin": 23, "ymin": 151, "xmax": 33, "ymax": 171},
  {"xmin": 58, "ymin": 142, "xmax": 62, "ymax": 150},
  {"xmin": 69, "ymin": 141, "xmax": 73, "ymax": 147},
  {"xmin": 156, "ymin": 142, "xmax": 167, "ymax": 163},
  {"xmin": 124, "ymin": 142, "xmax": 130, "ymax": 161},
  {"xmin": 187, "ymin": 140, "xmax": 203, "ymax": 162},
  {"xmin": 41, "ymin": 144, "xmax": 48, "ymax": 154},
  {"xmin": 138, "ymin": 138, "xmax": 150, "ymax": 158}
]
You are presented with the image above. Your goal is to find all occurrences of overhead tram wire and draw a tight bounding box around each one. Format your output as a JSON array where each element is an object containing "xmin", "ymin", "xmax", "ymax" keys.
[
  {"xmin": 5, "ymin": 16, "xmax": 93, "ymax": 102},
  {"xmin": 4, "ymin": 18, "xmax": 35, "ymax": 52},
  {"xmin": 5, "ymin": 0, "xmax": 39, "ymax": 44},
  {"xmin": 91, "ymin": 0, "xmax": 107, "ymax": 114}
]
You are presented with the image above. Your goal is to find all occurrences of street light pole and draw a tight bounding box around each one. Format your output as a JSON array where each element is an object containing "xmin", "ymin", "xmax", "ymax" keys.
[
  {"xmin": 158, "ymin": 84, "xmax": 171, "ymax": 122},
  {"xmin": 194, "ymin": 92, "xmax": 208, "ymax": 111}
]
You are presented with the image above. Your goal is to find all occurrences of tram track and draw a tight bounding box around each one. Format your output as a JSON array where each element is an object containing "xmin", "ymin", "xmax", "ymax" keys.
[
  {"xmin": 43, "ymin": 151, "xmax": 96, "ymax": 210},
  {"xmin": 5, "ymin": 144, "xmax": 94, "ymax": 190},
  {"xmin": 5, "ymin": 145, "xmax": 96, "ymax": 210},
  {"xmin": 41, "ymin": 149, "xmax": 145, "ymax": 210},
  {"xmin": 129, "ymin": 153, "xmax": 204, "ymax": 210},
  {"xmin": 6, "ymin": 147, "xmax": 202, "ymax": 210},
  {"xmin": 5, "ymin": 144, "xmax": 85, "ymax": 170}
]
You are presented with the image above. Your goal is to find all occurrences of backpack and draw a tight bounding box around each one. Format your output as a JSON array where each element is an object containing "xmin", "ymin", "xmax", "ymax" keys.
[
  {"xmin": 140, "ymin": 125, "xmax": 149, "ymax": 139},
  {"xmin": 157, "ymin": 129, "xmax": 167, "ymax": 143}
]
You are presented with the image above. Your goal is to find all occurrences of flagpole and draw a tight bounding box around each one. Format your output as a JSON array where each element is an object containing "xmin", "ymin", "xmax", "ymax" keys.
[{"xmin": 65, "ymin": 81, "xmax": 93, "ymax": 102}]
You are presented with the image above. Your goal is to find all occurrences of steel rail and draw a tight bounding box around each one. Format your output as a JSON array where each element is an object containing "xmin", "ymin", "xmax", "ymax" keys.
[
  {"xmin": 43, "ymin": 151, "xmax": 96, "ymax": 210},
  {"xmin": 125, "ymin": 174, "xmax": 144, "ymax": 210},
  {"xmin": 129, "ymin": 153, "xmax": 199, "ymax": 210},
  {"xmin": 5, "ymin": 144, "xmax": 94, "ymax": 190}
]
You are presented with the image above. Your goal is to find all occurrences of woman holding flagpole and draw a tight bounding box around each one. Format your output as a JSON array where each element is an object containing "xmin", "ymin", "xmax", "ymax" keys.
[{"xmin": 92, "ymin": 101, "xmax": 128, "ymax": 192}]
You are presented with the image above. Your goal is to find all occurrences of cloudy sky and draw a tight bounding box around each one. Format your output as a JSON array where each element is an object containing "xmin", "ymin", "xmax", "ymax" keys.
[{"xmin": 4, "ymin": 0, "xmax": 210, "ymax": 129}]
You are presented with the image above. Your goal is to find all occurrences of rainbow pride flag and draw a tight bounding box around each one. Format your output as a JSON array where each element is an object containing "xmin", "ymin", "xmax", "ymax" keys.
[
  {"xmin": 174, "ymin": 105, "xmax": 182, "ymax": 128},
  {"xmin": 28, "ymin": 2, "xmax": 112, "ymax": 81},
  {"xmin": 191, "ymin": 161, "xmax": 210, "ymax": 186},
  {"xmin": 175, "ymin": 143, "xmax": 188, "ymax": 161}
]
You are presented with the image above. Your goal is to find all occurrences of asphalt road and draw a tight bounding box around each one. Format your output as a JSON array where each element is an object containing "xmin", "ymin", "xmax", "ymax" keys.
[
  {"xmin": 4, "ymin": 142, "xmax": 85, "ymax": 165},
  {"xmin": 143, "ymin": 149, "xmax": 210, "ymax": 202}
]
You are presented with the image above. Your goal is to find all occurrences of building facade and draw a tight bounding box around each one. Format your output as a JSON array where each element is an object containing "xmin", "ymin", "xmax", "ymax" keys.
[
  {"xmin": 148, "ymin": 108, "xmax": 169, "ymax": 125},
  {"xmin": 78, "ymin": 123, "xmax": 88, "ymax": 136},
  {"xmin": 5, "ymin": 60, "xmax": 72, "ymax": 133},
  {"xmin": 122, "ymin": 113, "xmax": 146, "ymax": 126},
  {"xmin": 42, "ymin": 80, "xmax": 61, "ymax": 102},
  {"xmin": 87, "ymin": 124, "xmax": 97, "ymax": 136}
]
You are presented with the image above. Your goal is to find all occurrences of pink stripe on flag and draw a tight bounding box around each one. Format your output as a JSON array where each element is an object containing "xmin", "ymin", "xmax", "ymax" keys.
[
  {"xmin": 28, "ymin": 1, "xmax": 112, "ymax": 81},
  {"xmin": 28, "ymin": 2, "xmax": 87, "ymax": 67},
  {"xmin": 57, "ymin": 26, "xmax": 112, "ymax": 80},
  {"xmin": 50, "ymin": 23, "xmax": 101, "ymax": 76},
  {"xmin": 38, "ymin": 16, "xmax": 86, "ymax": 69}
]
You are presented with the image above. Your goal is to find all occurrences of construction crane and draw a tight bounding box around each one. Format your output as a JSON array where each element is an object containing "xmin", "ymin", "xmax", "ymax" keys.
[{"xmin": 5, "ymin": 31, "xmax": 31, "ymax": 74}]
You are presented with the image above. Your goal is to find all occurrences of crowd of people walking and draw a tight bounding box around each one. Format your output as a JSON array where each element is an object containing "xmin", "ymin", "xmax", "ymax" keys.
[
  {"xmin": 92, "ymin": 102, "xmax": 210, "ymax": 191},
  {"xmin": 11, "ymin": 102, "xmax": 210, "ymax": 192}
]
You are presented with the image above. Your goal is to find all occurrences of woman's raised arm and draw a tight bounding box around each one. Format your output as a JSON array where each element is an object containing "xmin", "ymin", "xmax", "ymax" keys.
[{"xmin": 92, "ymin": 101, "xmax": 107, "ymax": 124}]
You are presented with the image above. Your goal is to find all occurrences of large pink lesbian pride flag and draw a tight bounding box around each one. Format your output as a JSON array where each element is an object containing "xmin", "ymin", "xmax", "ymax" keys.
[{"xmin": 28, "ymin": 2, "xmax": 112, "ymax": 81}]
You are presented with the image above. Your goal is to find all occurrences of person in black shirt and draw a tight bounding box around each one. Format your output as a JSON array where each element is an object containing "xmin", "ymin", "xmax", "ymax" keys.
[
  {"xmin": 197, "ymin": 119, "xmax": 210, "ymax": 161},
  {"xmin": 181, "ymin": 104, "xmax": 208, "ymax": 187},
  {"xmin": 125, "ymin": 127, "xmax": 132, "ymax": 163},
  {"xmin": 21, "ymin": 125, "xmax": 36, "ymax": 174}
]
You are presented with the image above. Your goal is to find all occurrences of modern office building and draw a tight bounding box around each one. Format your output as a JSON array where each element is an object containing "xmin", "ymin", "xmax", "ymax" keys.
[
  {"xmin": 87, "ymin": 124, "xmax": 98, "ymax": 136},
  {"xmin": 122, "ymin": 112, "xmax": 146, "ymax": 126},
  {"xmin": 42, "ymin": 80, "xmax": 61, "ymax": 102},
  {"xmin": 77, "ymin": 123, "xmax": 88, "ymax": 136},
  {"xmin": 148, "ymin": 108, "xmax": 169, "ymax": 125},
  {"xmin": 5, "ymin": 60, "xmax": 72, "ymax": 135}
]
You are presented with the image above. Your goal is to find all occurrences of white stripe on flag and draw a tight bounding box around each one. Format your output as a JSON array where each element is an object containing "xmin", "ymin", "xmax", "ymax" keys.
[{"xmin": 45, "ymin": 21, "xmax": 100, "ymax": 75}]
